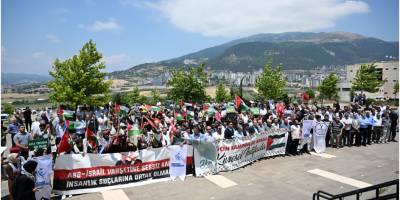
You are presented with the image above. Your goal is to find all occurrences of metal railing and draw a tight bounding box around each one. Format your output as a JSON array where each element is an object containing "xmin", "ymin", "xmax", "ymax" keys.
[{"xmin": 313, "ymin": 179, "xmax": 399, "ymax": 200}]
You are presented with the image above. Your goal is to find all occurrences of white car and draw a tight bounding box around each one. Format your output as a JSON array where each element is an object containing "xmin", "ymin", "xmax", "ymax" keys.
[{"xmin": 1, "ymin": 114, "xmax": 9, "ymax": 122}]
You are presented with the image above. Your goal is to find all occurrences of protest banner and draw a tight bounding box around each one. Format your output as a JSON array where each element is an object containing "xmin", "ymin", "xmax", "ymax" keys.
[
  {"xmin": 28, "ymin": 138, "xmax": 49, "ymax": 151},
  {"xmin": 34, "ymin": 154, "xmax": 53, "ymax": 200},
  {"xmin": 193, "ymin": 142, "xmax": 218, "ymax": 177},
  {"xmin": 53, "ymin": 146, "xmax": 193, "ymax": 195},
  {"xmin": 217, "ymin": 134, "xmax": 269, "ymax": 171},
  {"xmin": 169, "ymin": 145, "xmax": 188, "ymax": 181},
  {"xmin": 313, "ymin": 122, "xmax": 330, "ymax": 153},
  {"xmin": 302, "ymin": 120, "xmax": 315, "ymax": 139},
  {"xmin": 265, "ymin": 129, "xmax": 289, "ymax": 157},
  {"xmin": 301, "ymin": 120, "xmax": 315, "ymax": 147},
  {"xmin": 192, "ymin": 130, "xmax": 288, "ymax": 176}
]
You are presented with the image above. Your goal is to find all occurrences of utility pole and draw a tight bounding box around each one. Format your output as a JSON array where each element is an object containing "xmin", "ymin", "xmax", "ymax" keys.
[{"xmin": 239, "ymin": 76, "xmax": 246, "ymax": 97}]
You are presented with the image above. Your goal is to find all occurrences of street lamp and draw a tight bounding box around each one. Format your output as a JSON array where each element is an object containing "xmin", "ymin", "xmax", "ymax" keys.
[{"xmin": 239, "ymin": 76, "xmax": 247, "ymax": 97}]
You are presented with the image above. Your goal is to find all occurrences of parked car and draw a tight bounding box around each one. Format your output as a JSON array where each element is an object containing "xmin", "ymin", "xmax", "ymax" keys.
[{"xmin": 1, "ymin": 114, "xmax": 9, "ymax": 122}]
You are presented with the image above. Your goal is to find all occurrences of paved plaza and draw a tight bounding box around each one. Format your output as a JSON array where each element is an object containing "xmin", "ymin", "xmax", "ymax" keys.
[{"xmin": 3, "ymin": 140, "xmax": 398, "ymax": 200}]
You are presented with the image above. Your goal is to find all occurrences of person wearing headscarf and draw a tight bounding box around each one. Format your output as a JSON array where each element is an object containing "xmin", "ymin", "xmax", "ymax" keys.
[
  {"xmin": 4, "ymin": 153, "xmax": 21, "ymax": 200},
  {"xmin": 12, "ymin": 160, "xmax": 38, "ymax": 200}
]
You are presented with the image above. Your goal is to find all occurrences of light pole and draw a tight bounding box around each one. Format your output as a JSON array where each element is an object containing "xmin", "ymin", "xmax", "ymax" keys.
[{"xmin": 239, "ymin": 76, "xmax": 247, "ymax": 97}]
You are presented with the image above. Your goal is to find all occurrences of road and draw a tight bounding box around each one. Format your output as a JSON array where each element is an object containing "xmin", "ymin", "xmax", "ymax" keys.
[{"xmin": 2, "ymin": 141, "xmax": 398, "ymax": 200}]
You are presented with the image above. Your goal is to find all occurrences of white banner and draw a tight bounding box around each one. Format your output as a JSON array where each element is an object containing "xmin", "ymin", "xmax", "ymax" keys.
[
  {"xmin": 301, "ymin": 120, "xmax": 315, "ymax": 148},
  {"xmin": 313, "ymin": 122, "xmax": 330, "ymax": 153},
  {"xmin": 193, "ymin": 141, "xmax": 218, "ymax": 177},
  {"xmin": 193, "ymin": 130, "xmax": 288, "ymax": 175},
  {"xmin": 34, "ymin": 154, "xmax": 53, "ymax": 200},
  {"xmin": 302, "ymin": 120, "xmax": 315, "ymax": 139},
  {"xmin": 217, "ymin": 134, "xmax": 268, "ymax": 171},
  {"xmin": 53, "ymin": 146, "xmax": 193, "ymax": 195},
  {"xmin": 169, "ymin": 145, "xmax": 188, "ymax": 181}
]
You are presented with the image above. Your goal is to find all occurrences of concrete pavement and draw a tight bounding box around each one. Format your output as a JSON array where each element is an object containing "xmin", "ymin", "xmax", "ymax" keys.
[{"xmin": 1, "ymin": 141, "xmax": 398, "ymax": 200}]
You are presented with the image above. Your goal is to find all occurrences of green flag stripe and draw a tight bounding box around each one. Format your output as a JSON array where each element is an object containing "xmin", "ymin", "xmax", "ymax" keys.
[
  {"xmin": 268, "ymin": 133, "xmax": 287, "ymax": 139},
  {"xmin": 269, "ymin": 143, "xmax": 286, "ymax": 150}
]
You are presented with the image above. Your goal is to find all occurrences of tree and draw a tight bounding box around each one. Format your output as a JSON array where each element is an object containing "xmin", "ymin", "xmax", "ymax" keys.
[
  {"xmin": 151, "ymin": 89, "xmax": 161, "ymax": 104},
  {"xmin": 256, "ymin": 62, "xmax": 287, "ymax": 100},
  {"xmin": 317, "ymin": 73, "xmax": 339, "ymax": 104},
  {"xmin": 167, "ymin": 64, "xmax": 208, "ymax": 102},
  {"xmin": 229, "ymin": 86, "xmax": 239, "ymax": 99},
  {"xmin": 394, "ymin": 81, "xmax": 399, "ymax": 99},
  {"xmin": 48, "ymin": 40, "xmax": 111, "ymax": 108},
  {"xmin": 215, "ymin": 82, "xmax": 229, "ymax": 103},
  {"xmin": 2, "ymin": 103, "xmax": 14, "ymax": 115},
  {"xmin": 127, "ymin": 86, "xmax": 146, "ymax": 104},
  {"xmin": 351, "ymin": 63, "xmax": 386, "ymax": 93},
  {"xmin": 112, "ymin": 93, "xmax": 124, "ymax": 105},
  {"xmin": 305, "ymin": 89, "xmax": 315, "ymax": 99}
]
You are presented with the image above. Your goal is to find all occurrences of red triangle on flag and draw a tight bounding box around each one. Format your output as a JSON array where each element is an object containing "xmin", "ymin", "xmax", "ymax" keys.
[{"xmin": 58, "ymin": 129, "xmax": 72, "ymax": 154}]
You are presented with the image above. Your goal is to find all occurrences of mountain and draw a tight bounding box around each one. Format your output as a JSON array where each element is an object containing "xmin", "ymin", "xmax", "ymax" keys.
[
  {"xmin": 1, "ymin": 73, "xmax": 52, "ymax": 85},
  {"xmin": 110, "ymin": 32, "xmax": 399, "ymax": 76}
]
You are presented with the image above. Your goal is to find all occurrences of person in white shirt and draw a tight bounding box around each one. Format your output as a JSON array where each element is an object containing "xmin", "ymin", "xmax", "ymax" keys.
[
  {"xmin": 97, "ymin": 114, "xmax": 108, "ymax": 132},
  {"xmin": 289, "ymin": 120, "xmax": 301, "ymax": 155},
  {"xmin": 204, "ymin": 126, "xmax": 215, "ymax": 142},
  {"xmin": 30, "ymin": 117, "xmax": 41, "ymax": 139},
  {"xmin": 259, "ymin": 106, "xmax": 267, "ymax": 116},
  {"xmin": 341, "ymin": 113, "xmax": 353, "ymax": 146},
  {"xmin": 271, "ymin": 119, "xmax": 280, "ymax": 130},
  {"xmin": 161, "ymin": 127, "xmax": 171, "ymax": 146},
  {"xmin": 241, "ymin": 112, "xmax": 249, "ymax": 124},
  {"xmin": 212, "ymin": 125, "xmax": 224, "ymax": 141},
  {"xmin": 372, "ymin": 114, "xmax": 383, "ymax": 143}
]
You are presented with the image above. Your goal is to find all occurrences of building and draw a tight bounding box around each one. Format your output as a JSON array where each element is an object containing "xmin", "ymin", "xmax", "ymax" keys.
[{"xmin": 337, "ymin": 61, "xmax": 399, "ymax": 101}]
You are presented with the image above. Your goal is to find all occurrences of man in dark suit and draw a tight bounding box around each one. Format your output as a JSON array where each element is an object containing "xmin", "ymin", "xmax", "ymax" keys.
[{"xmin": 224, "ymin": 122, "xmax": 235, "ymax": 139}]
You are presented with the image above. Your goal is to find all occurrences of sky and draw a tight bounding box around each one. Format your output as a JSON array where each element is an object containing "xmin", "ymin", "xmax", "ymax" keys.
[{"xmin": 1, "ymin": 0, "xmax": 399, "ymax": 75}]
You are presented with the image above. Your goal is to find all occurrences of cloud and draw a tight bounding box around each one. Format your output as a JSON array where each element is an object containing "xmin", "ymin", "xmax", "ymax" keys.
[
  {"xmin": 102, "ymin": 53, "xmax": 129, "ymax": 66},
  {"xmin": 46, "ymin": 34, "xmax": 61, "ymax": 43},
  {"xmin": 31, "ymin": 52, "xmax": 52, "ymax": 63},
  {"xmin": 143, "ymin": 0, "xmax": 369, "ymax": 37},
  {"xmin": 80, "ymin": 18, "xmax": 123, "ymax": 31},
  {"xmin": 119, "ymin": 0, "xmax": 156, "ymax": 8}
]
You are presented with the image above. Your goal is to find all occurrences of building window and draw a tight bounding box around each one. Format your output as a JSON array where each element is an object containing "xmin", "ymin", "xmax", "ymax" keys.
[
  {"xmin": 384, "ymin": 92, "xmax": 388, "ymax": 94},
  {"xmin": 394, "ymin": 68, "xmax": 398, "ymax": 70},
  {"xmin": 342, "ymin": 88, "xmax": 351, "ymax": 91},
  {"xmin": 350, "ymin": 70, "xmax": 353, "ymax": 72},
  {"xmin": 376, "ymin": 68, "xmax": 383, "ymax": 81},
  {"xmin": 394, "ymin": 80, "xmax": 397, "ymax": 82},
  {"xmin": 386, "ymin": 68, "xmax": 389, "ymax": 70}
]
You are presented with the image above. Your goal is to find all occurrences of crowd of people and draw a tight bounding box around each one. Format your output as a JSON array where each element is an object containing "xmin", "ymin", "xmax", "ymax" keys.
[{"xmin": 2, "ymin": 99, "xmax": 399, "ymax": 200}]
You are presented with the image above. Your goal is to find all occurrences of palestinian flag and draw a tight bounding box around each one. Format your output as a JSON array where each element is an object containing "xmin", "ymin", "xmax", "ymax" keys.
[
  {"xmin": 63, "ymin": 110, "xmax": 75, "ymax": 120},
  {"xmin": 127, "ymin": 122, "xmax": 142, "ymax": 137},
  {"xmin": 86, "ymin": 128, "xmax": 98, "ymax": 149},
  {"xmin": 235, "ymin": 95, "xmax": 250, "ymax": 111},
  {"xmin": 68, "ymin": 121, "xmax": 85, "ymax": 131},
  {"xmin": 174, "ymin": 111, "xmax": 184, "ymax": 122},
  {"xmin": 265, "ymin": 130, "xmax": 288, "ymax": 152},
  {"xmin": 119, "ymin": 106, "xmax": 129, "ymax": 116},
  {"xmin": 203, "ymin": 103, "xmax": 215, "ymax": 115},
  {"xmin": 57, "ymin": 129, "xmax": 73, "ymax": 154},
  {"xmin": 184, "ymin": 103, "xmax": 194, "ymax": 118},
  {"xmin": 150, "ymin": 106, "xmax": 161, "ymax": 111}
]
